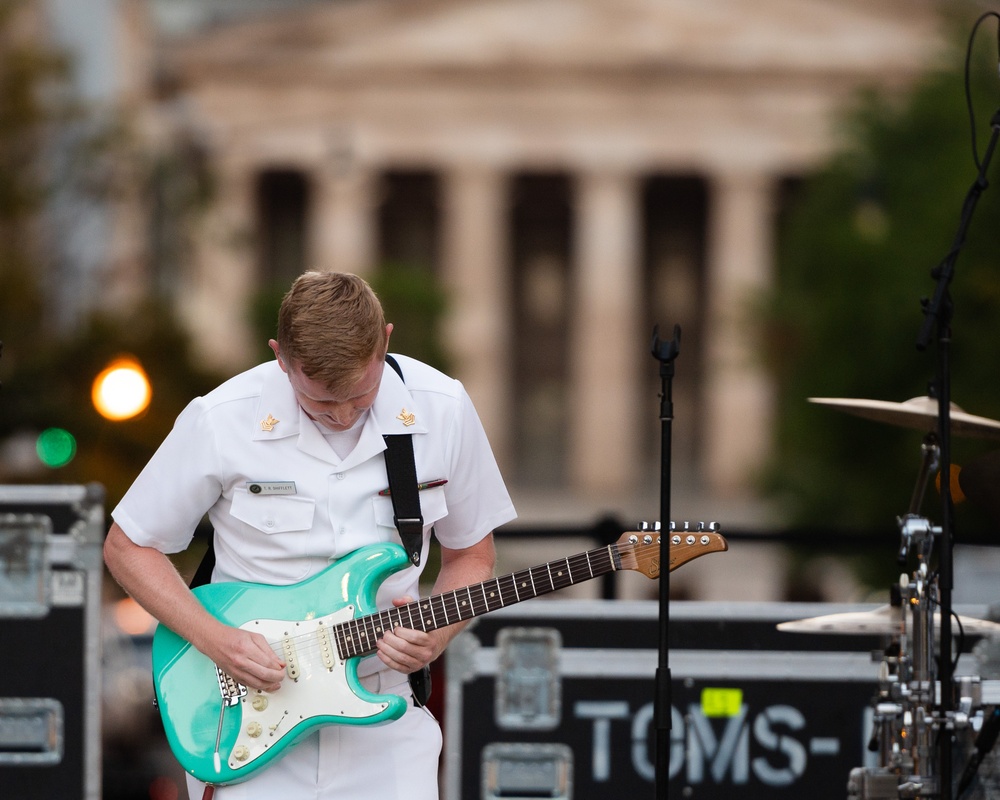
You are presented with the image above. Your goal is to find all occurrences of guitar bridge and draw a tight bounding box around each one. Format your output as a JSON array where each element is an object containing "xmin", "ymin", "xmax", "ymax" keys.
[{"xmin": 216, "ymin": 666, "xmax": 248, "ymax": 707}]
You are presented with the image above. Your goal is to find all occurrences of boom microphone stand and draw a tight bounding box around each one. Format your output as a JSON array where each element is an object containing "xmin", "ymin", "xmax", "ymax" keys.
[
  {"xmin": 916, "ymin": 107, "xmax": 1000, "ymax": 800},
  {"xmin": 651, "ymin": 324, "xmax": 681, "ymax": 800}
]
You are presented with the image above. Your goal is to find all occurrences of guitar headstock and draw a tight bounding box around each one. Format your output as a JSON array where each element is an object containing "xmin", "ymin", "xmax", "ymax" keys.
[{"xmin": 615, "ymin": 522, "xmax": 728, "ymax": 579}]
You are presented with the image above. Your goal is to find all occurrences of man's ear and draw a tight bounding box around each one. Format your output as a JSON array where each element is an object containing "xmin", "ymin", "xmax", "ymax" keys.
[
  {"xmin": 268, "ymin": 339, "xmax": 287, "ymax": 372},
  {"xmin": 384, "ymin": 323, "xmax": 394, "ymax": 354}
]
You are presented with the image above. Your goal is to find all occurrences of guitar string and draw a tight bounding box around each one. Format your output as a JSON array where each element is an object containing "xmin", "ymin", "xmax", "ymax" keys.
[
  {"xmin": 261, "ymin": 540, "xmax": 696, "ymax": 666},
  {"xmin": 222, "ymin": 534, "xmax": 706, "ymax": 667},
  {"xmin": 254, "ymin": 533, "xmax": 700, "ymax": 663},
  {"xmin": 254, "ymin": 545, "xmax": 676, "ymax": 660},
  {"xmin": 243, "ymin": 542, "xmax": 669, "ymax": 665}
]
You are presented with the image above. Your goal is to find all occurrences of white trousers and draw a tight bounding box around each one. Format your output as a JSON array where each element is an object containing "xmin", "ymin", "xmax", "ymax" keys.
[{"xmin": 185, "ymin": 672, "xmax": 442, "ymax": 800}]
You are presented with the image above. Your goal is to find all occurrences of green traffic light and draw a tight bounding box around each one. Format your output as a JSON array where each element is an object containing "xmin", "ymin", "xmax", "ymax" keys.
[{"xmin": 36, "ymin": 427, "xmax": 77, "ymax": 468}]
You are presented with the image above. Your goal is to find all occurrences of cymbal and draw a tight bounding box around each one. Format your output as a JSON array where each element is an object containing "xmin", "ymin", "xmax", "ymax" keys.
[
  {"xmin": 777, "ymin": 605, "xmax": 1000, "ymax": 636},
  {"xmin": 808, "ymin": 396, "xmax": 1000, "ymax": 441}
]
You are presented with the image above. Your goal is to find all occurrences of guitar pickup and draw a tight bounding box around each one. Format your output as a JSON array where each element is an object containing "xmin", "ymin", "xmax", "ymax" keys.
[
  {"xmin": 282, "ymin": 635, "xmax": 300, "ymax": 681},
  {"xmin": 316, "ymin": 621, "xmax": 335, "ymax": 671}
]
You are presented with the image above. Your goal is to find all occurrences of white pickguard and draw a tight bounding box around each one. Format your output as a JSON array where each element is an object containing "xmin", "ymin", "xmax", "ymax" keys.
[{"xmin": 228, "ymin": 605, "xmax": 390, "ymax": 772}]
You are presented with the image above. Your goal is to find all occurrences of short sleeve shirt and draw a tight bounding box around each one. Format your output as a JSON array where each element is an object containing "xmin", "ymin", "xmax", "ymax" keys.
[{"xmin": 112, "ymin": 355, "xmax": 517, "ymax": 607}]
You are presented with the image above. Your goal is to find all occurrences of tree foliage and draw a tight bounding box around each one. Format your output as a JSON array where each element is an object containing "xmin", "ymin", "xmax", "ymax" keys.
[
  {"xmin": 763, "ymin": 15, "xmax": 1000, "ymax": 546},
  {"xmin": 0, "ymin": 2, "xmax": 222, "ymax": 508}
]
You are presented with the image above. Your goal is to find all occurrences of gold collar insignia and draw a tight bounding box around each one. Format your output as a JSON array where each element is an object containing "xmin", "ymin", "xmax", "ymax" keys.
[{"xmin": 260, "ymin": 414, "xmax": 280, "ymax": 432}]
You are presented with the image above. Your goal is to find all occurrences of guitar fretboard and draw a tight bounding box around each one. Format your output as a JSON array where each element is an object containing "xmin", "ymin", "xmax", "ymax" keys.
[{"xmin": 333, "ymin": 542, "xmax": 625, "ymax": 660}]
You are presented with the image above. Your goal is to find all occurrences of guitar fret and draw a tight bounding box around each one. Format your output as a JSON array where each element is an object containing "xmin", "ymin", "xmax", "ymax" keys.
[
  {"xmin": 422, "ymin": 598, "xmax": 436, "ymax": 630},
  {"xmin": 546, "ymin": 562, "xmax": 555, "ymax": 591},
  {"xmin": 497, "ymin": 574, "xmax": 515, "ymax": 606},
  {"xmin": 566, "ymin": 555, "xmax": 582, "ymax": 584},
  {"xmin": 463, "ymin": 586, "xmax": 476, "ymax": 619},
  {"xmin": 511, "ymin": 569, "xmax": 527, "ymax": 600},
  {"xmin": 347, "ymin": 619, "xmax": 363, "ymax": 656},
  {"xmin": 441, "ymin": 591, "xmax": 459, "ymax": 624},
  {"xmin": 569, "ymin": 553, "xmax": 590, "ymax": 583},
  {"xmin": 433, "ymin": 594, "xmax": 449, "ymax": 627},
  {"xmin": 361, "ymin": 617, "xmax": 375, "ymax": 647},
  {"xmin": 564, "ymin": 557, "xmax": 573, "ymax": 584}
]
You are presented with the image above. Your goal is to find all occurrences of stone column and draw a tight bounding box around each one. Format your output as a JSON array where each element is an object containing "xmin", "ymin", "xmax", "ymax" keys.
[
  {"xmin": 570, "ymin": 169, "xmax": 642, "ymax": 494},
  {"xmin": 440, "ymin": 165, "xmax": 513, "ymax": 468},
  {"xmin": 703, "ymin": 170, "xmax": 777, "ymax": 493},
  {"xmin": 310, "ymin": 158, "xmax": 378, "ymax": 277}
]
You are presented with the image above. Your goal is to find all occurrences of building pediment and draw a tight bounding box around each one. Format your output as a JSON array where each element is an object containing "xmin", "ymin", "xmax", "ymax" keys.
[{"xmin": 171, "ymin": 0, "xmax": 944, "ymax": 83}]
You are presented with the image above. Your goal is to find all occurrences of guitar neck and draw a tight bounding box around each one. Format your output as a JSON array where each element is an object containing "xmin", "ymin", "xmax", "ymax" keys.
[{"xmin": 335, "ymin": 542, "xmax": 625, "ymax": 660}]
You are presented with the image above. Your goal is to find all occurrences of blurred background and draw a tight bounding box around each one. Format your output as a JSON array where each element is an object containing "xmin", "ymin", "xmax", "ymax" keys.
[{"xmin": 3, "ymin": 0, "xmax": 1000, "ymax": 797}]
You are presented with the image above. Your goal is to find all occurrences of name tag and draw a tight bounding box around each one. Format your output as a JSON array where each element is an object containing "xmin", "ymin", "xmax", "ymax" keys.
[{"xmin": 246, "ymin": 481, "xmax": 296, "ymax": 496}]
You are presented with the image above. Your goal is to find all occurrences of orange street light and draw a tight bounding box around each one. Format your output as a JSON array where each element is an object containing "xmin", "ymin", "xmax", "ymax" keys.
[{"xmin": 92, "ymin": 357, "xmax": 152, "ymax": 421}]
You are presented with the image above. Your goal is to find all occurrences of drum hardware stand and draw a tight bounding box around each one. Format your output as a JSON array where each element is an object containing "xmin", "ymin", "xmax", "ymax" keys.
[
  {"xmin": 913, "ymin": 103, "xmax": 1000, "ymax": 798},
  {"xmin": 847, "ymin": 423, "xmax": 994, "ymax": 799},
  {"xmin": 914, "ymin": 11, "xmax": 1000, "ymax": 787},
  {"xmin": 898, "ymin": 434, "xmax": 939, "ymax": 565},
  {"xmin": 651, "ymin": 323, "xmax": 681, "ymax": 800},
  {"xmin": 850, "ymin": 20, "xmax": 1000, "ymax": 786}
]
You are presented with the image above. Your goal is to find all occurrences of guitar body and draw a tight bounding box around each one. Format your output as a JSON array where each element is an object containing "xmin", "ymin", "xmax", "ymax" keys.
[{"xmin": 152, "ymin": 543, "xmax": 412, "ymax": 785}]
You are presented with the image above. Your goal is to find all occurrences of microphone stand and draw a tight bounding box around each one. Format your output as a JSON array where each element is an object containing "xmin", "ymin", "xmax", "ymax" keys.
[
  {"xmin": 916, "ymin": 108, "xmax": 1000, "ymax": 800},
  {"xmin": 651, "ymin": 324, "xmax": 681, "ymax": 800}
]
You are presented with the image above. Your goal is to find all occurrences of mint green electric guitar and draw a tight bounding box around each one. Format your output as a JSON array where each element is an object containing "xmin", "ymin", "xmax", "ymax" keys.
[{"xmin": 151, "ymin": 525, "xmax": 727, "ymax": 785}]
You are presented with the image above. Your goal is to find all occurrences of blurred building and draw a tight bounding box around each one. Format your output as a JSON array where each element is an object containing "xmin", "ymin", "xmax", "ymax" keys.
[{"xmin": 105, "ymin": 1, "xmax": 948, "ymax": 521}]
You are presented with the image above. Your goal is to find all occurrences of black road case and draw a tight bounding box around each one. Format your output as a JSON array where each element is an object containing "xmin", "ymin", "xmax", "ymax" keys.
[
  {"xmin": 0, "ymin": 484, "xmax": 104, "ymax": 799},
  {"xmin": 443, "ymin": 599, "xmax": 962, "ymax": 800}
]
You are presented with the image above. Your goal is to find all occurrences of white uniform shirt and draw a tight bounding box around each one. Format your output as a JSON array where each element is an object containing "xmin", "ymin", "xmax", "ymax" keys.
[{"xmin": 113, "ymin": 355, "xmax": 517, "ymax": 608}]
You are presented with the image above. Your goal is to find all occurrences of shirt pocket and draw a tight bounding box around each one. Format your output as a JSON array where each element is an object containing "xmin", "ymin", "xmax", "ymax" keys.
[{"xmin": 230, "ymin": 489, "xmax": 316, "ymax": 535}]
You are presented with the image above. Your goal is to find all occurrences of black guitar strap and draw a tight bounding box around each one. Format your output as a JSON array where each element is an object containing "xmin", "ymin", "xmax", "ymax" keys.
[
  {"xmin": 382, "ymin": 354, "xmax": 432, "ymax": 707},
  {"xmin": 382, "ymin": 356, "xmax": 424, "ymax": 568}
]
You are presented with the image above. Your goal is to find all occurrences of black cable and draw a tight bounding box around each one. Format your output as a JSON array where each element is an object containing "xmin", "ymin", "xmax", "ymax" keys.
[{"xmin": 964, "ymin": 12, "xmax": 1000, "ymax": 171}]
